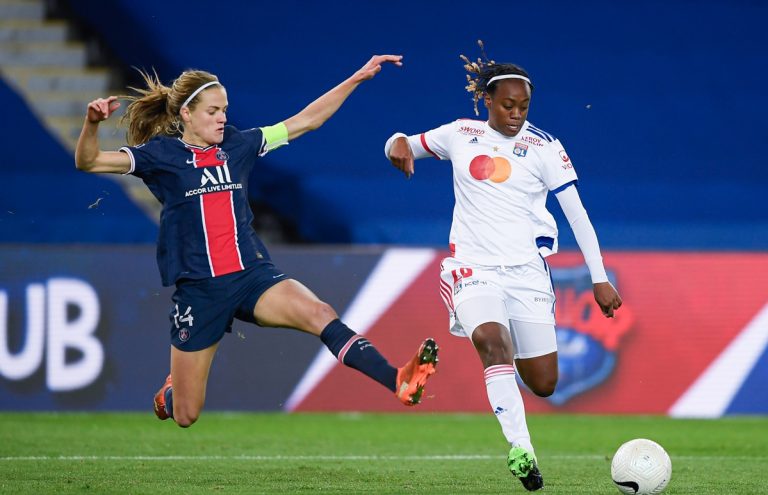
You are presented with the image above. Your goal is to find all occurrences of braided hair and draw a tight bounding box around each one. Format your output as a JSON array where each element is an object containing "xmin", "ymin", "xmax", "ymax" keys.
[{"xmin": 460, "ymin": 40, "xmax": 534, "ymax": 116}]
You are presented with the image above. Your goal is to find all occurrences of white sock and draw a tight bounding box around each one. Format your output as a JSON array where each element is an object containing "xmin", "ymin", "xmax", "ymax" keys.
[{"xmin": 484, "ymin": 364, "xmax": 534, "ymax": 453}]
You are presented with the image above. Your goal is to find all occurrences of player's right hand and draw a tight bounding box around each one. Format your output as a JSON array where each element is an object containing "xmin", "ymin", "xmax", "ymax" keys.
[
  {"xmin": 86, "ymin": 96, "xmax": 121, "ymax": 124},
  {"xmin": 388, "ymin": 136, "xmax": 415, "ymax": 178}
]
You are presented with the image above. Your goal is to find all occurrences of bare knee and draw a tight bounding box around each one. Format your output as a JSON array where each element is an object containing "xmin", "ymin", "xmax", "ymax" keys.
[
  {"xmin": 174, "ymin": 413, "xmax": 199, "ymax": 428},
  {"xmin": 526, "ymin": 375, "xmax": 557, "ymax": 397},
  {"xmin": 516, "ymin": 353, "xmax": 559, "ymax": 397},
  {"xmin": 173, "ymin": 403, "xmax": 201, "ymax": 428},
  {"xmin": 306, "ymin": 300, "xmax": 338, "ymax": 332},
  {"xmin": 472, "ymin": 322, "xmax": 515, "ymax": 367}
]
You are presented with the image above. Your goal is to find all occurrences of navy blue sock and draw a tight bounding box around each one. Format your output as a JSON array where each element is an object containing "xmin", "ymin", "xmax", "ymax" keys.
[
  {"xmin": 320, "ymin": 319, "xmax": 397, "ymax": 392},
  {"xmin": 164, "ymin": 387, "xmax": 174, "ymax": 419}
]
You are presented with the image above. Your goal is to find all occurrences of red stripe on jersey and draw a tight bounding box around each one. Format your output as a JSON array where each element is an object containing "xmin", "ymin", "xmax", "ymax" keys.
[
  {"xmin": 449, "ymin": 243, "xmax": 455, "ymax": 257},
  {"xmin": 200, "ymin": 191, "xmax": 243, "ymax": 277},
  {"xmin": 420, "ymin": 133, "xmax": 439, "ymax": 159}
]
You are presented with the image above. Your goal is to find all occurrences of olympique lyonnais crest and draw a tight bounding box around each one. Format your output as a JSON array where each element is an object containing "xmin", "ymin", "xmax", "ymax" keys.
[
  {"xmin": 513, "ymin": 142, "xmax": 528, "ymax": 157},
  {"xmin": 544, "ymin": 265, "xmax": 633, "ymax": 406}
]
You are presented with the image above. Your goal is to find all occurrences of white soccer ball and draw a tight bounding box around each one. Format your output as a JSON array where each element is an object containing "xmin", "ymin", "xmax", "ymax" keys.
[{"xmin": 610, "ymin": 438, "xmax": 672, "ymax": 494}]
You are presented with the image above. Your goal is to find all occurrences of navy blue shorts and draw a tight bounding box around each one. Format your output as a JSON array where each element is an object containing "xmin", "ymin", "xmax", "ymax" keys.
[{"xmin": 168, "ymin": 261, "xmax": 288, "ymax": 351}]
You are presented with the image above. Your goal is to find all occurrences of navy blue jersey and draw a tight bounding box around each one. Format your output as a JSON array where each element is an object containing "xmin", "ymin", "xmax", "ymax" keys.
[{"xmin": 121, "ymin": 125, "xmax": 279, "ymax": 286}]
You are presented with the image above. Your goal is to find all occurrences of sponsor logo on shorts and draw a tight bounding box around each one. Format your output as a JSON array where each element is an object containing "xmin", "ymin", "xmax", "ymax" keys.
[
  {"xmin": 455, "ymin": 279, "xmax": 487, "ymax": 295},
  {"xmin": 451, "ymin": 267, "xmax": 475, "ymax": 295}
]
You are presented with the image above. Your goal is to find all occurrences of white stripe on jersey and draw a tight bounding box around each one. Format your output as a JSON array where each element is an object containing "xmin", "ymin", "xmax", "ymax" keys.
[
  {"xmin": 228, "ymin": 190, "xmax": 245, "ymax": 271},
  {"xmin": 199, "ymin": 195, "xmax": 215, "ymax": 277}
]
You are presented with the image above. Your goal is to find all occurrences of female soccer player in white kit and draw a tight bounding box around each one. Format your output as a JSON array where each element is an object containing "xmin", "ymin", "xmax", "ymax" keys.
[{"xmin": 385, "ymin": 55, "xmax": 622, "ymax": 491}]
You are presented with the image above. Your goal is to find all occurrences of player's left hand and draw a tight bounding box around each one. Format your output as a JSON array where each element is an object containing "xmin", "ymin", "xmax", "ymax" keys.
[
  {"xmin": 593, "ymin": 281, "xmax": 622, "ymax": 318},
  {"xmin": 355, "ymin": 55, "xmax": 403, "ymax": 81}
]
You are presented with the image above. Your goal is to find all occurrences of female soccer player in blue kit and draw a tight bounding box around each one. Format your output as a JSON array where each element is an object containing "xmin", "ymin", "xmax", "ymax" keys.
[
  {"xmin": 75, "ymin": 55, "xmax": 438, "ymax": 427},
  {"xmin": 385, "ymin": 52, "xmax": 622, "ymax": 491}
]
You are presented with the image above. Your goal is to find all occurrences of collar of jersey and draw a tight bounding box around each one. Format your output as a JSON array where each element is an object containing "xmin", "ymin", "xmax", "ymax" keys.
[
  {"xmin": 484, "ymin": 120, "xmax": 529, "ymax": 140},
  {"xmin": 177, "ymin": 137, "xmax": 217, "ymax": 150}
]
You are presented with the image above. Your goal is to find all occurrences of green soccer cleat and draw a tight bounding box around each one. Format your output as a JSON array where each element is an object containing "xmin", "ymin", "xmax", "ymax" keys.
[{"xmin": 507, "ymin": 446, "xmax": 544, "ymax": 491}]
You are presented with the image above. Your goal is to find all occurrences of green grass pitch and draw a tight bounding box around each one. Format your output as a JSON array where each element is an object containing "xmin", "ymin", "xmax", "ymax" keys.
[{"xmin": 0, "ymin": 413, "xmax": 766, "ymax": 494}]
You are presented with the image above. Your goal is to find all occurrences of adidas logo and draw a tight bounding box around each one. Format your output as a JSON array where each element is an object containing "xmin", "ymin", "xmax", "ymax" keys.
[
  {"xmin": 494, "ymin": 406, "xmax": 507, "ymax": 416},
  {"xmin": 468, "ymin": 137, "xmax": 478, "ymax": 144}
]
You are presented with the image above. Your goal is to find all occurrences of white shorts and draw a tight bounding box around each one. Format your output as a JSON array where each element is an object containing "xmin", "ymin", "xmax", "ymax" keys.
[{"xmin": 439, "ymin": 256, "xmax": 557, "ymax": 358}]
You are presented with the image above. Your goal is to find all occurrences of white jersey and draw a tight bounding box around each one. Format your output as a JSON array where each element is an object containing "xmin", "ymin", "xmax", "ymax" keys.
[{"xmin": 406, "ymin": 119, "xmax": 578, "ymax": 266}]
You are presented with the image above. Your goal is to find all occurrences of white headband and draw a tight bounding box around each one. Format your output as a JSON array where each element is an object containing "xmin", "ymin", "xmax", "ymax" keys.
[
  {"xmin": 180, "ymin": 81, "xmax": 221, "ymax": 111},
  {"xmin": 486, "ymin": 74, "xmax": 532, "ymax": 87}
]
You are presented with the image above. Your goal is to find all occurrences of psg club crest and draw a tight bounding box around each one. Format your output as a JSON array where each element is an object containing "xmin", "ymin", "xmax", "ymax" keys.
[
  {"xmin": 540, "ymin": 265, "xmax": 633, "ymax": 406},
  {"xmin": 215, "ymin": 149, "xmax": 229, "ymax": 162}
]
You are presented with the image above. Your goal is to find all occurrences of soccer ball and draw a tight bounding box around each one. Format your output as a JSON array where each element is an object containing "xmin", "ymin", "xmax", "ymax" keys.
[{"xmin": 610, "ymin": 438, "xmax": 672, "ymax": 494}]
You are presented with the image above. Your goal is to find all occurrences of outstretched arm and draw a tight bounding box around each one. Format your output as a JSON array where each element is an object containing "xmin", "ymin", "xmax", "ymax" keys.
[
  {"xmin": 75, "ymin": 96, "xmax": 131, "ymax": 174},
  {"xmin": 282, "ymin": 55, "xmax": 402, "ymax": 141},
  {"xmin": 555, "ymin": 184, "xmax": 623, "ymax": 317}
]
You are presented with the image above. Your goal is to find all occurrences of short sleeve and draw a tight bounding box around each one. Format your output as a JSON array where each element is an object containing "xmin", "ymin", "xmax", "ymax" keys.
[
  {"xmin": 413, "ymin": 122, "xmax": 455, "ymax": 160},
  {"xmin": 539, "ymin": 138, "xmax": 579, "ymax": 191},
  {"xmin": 120, "ymin": 140, "xmax": 160, "ymax": 178},
  {"xmin": 238, "ymin": 127, "xmax": 266, "ymax": 157}
]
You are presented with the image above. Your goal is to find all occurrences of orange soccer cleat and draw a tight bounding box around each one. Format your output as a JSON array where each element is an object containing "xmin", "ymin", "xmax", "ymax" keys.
[
  {"xmin": 153, "ymin": 374, "xmax": 173, "ymax": 420},
  {"xmin": 396, "ymin": 338, "xmax": 439, "ymax": 406}
]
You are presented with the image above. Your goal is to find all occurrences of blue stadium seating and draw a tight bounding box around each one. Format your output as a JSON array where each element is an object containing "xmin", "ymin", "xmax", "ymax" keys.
[
  {"xmin": 20, "ymin": 0, "xmax": 768, "ymax": 248},
  {"xmin": 0, "ymin": 80, "xmax": 157, "ymax": 242}
]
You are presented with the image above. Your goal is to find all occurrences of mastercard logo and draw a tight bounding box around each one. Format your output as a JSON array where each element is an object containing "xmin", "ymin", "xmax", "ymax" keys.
[{"xmin": 469, "ymin": 155, "xmax": 511, "ymax": 183}]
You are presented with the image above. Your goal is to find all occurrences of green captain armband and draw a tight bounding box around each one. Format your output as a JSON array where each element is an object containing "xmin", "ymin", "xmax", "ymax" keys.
[{"xmin": 261, "ymin": 122, "xmax": 289, "ymax": 154}]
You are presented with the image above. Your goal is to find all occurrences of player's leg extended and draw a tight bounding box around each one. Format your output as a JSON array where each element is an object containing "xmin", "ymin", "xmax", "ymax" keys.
[
  {"xmin": 462, "ymin": 297, "xmax": 533, "ymax": 452},
  {"xmin": 252, "ymin": 279, "xmax": 437, "ymax": 405},
  {"xmin": 459, "ymin": 297, "xmax": 543, "ymax": 491}
]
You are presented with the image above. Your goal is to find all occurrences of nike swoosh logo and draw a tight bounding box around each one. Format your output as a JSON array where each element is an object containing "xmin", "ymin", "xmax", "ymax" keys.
[
  {"xmin": 613, "ymin": 481, "xmax": 639, "ymax": 492},
  {"xmin": 272, "ymin": 274, "xmax": 285, "ymax": 279},
  {"xmin": 186, "ymin": 159, "xmax": 195, "ymax": 164}
]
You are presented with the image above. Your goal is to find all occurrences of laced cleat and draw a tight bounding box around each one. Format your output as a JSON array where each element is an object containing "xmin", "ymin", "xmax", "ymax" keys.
[
  {"xmin": 153, "ymin": 374, "xmax": 173, "ymax": 420},
  {"xmin": 508, "ymin": 446, "xmax": 544, "ymax": 491},
  {"xmin": 395, "ymin": 338, "xmax": 438, "ymax": 406}
]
